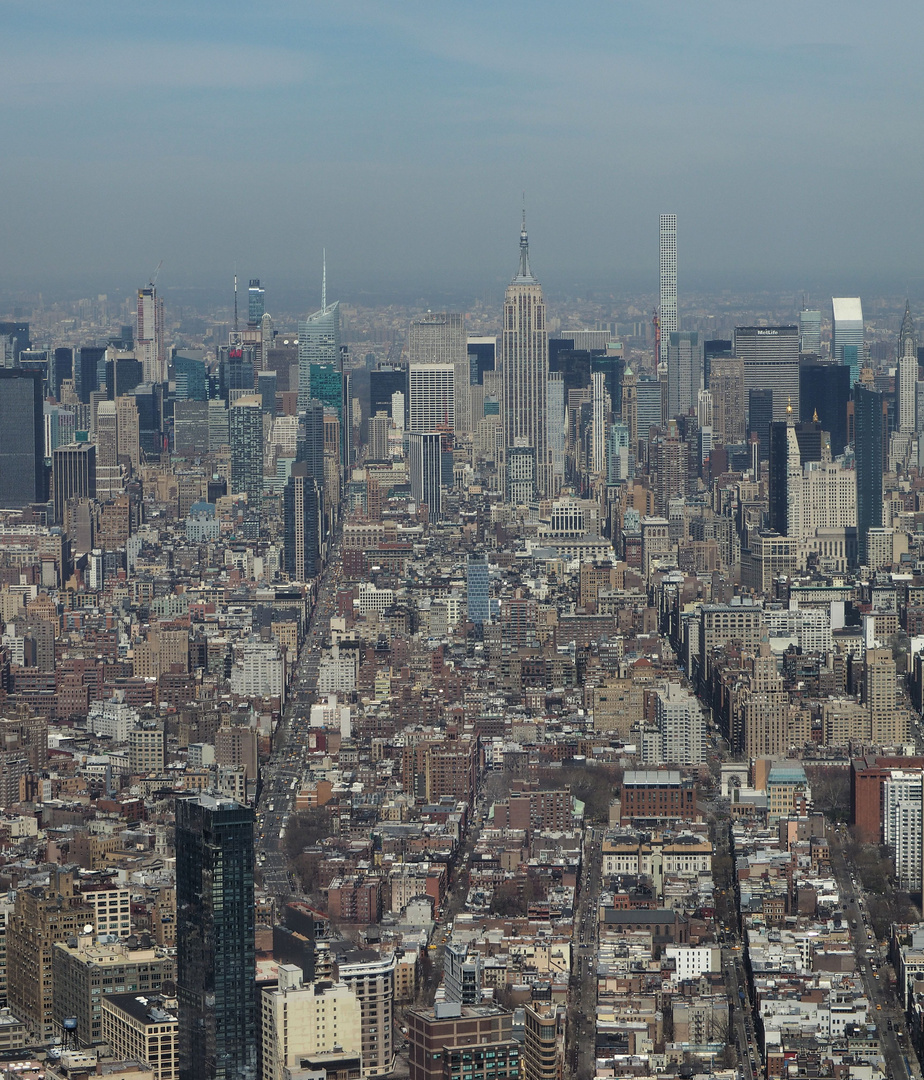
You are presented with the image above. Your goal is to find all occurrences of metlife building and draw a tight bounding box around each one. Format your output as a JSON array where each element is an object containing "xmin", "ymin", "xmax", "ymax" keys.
[{"xmin": 734, "ymin": 325, "xmax": 800, "ymax": 423}]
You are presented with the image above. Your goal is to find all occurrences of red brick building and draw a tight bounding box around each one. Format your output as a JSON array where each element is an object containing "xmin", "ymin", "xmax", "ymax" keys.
[
  {"xmin": 619, "ymin": 768, "xmax": 697, "ymax": 823},
  {"xmin": 851, "ymin": 755, "xmax": 924, "ymax": 843}
]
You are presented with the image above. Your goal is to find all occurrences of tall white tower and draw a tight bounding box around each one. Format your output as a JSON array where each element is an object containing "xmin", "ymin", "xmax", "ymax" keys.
[
  {"xmin": 659, "ymin": 214, "xmax": 677, "ymax": 367},
  {"xmin": 503, "ymin": 213, "xmax": 550, "ymax": 498}
]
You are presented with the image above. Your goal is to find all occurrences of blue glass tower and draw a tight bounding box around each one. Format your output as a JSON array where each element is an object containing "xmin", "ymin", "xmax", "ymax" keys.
[{"xmin": 467, "ymin": 554, "xmax": 490, "ymax": 625}]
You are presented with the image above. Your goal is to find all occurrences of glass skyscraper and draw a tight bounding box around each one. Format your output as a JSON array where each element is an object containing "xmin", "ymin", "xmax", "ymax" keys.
[
  {"xmin": 297, "ymin": 302, "xmax": 341, "ymax": 412},
  {"xmin": 467, "ymin": 554, "xmax": 490, "ymax": 625},
  {"xmin": 176, "ymin": 794, "xmax": 257, "ymax": 1080},
  {"xmin": 0, "ymin": 370, "xmax": 47, "ymax": 509}
]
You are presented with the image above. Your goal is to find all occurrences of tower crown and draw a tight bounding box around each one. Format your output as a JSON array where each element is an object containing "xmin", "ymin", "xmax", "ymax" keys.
[{"xmin": 512, "ymin": 210, "xmax": 539, "ymax": 285}]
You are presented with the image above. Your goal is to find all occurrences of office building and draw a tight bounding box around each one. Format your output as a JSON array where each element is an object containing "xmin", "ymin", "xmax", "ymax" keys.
[
  {"xmin": 297, "ymin": 292, "xmax": 341, "ymax": 413},
  {"xmin": 409, "ymin": 312, "xmax": 469, "ymax": 435},
  {"xmin": 176, "ymin": 795, "xmax": 257, "ymax": 1080},
  {"xmin": 53, "ymin": 936, "xmax": 173, "ymax": 1048},
  {"xmin": 230, "ymin": 395, "xmax": 264, "ymax": 518},
  {"xmin": 854, "ymin": 384, "xmax": 884, "ymax": 566},
  {"xmin": 370, "ymin": 366, "xmax": 407, "ymax": 421},
  {"xmin": 44, "ymin": 402, "xmax": 76, "ymax": 457},
  {"xmin": 591, "ymin": 369, "xmax": 607, "ymax": 473},
  {"xmin": 799, "ymin": 358, "xmax": 850, "ymax": 456},
  {"xmin": 466, "ymin": 554, "xmax": 490, "ymax": 625},
  {"xmin": 659, "ymin": 214, "xmax": 677, "ymax": 367},
  {"xmin": 102, "ymin": 993, "xmax": 178, "ymax": 1080},
  {"xmin": 284, "ymin": 463, "xmax": 321, "ymax": 581},
  {"xmin": 409, "ymin": 364, "xmax": 455, "ymax": 434},
  {"xmin": 799, "ymin": 309, "xmax": 822, "ymax": 354},
  {"xmin": 703, "ymin": 339, "xmax": 732, "ymax": 391},
  {"xmin": 735, "ymin": 325, "xmax": 800, "ymax": 421},
  {"xmin": 173, "ymin": 355, "xmax": 206, "ymax": 401},
  {"xmin": 247, "ymin": 279, "xmax": 265, "ymax": 326},
  {"xmin": 260, "ymin": 965, "xmax": 362, "ymax": 1080},
  {"xmin": 0, "ymin": 369, "xmax": 47, "ymax": 509},
  {"xmin": 666, "ymin": 330, "xmax": 702, "ymax": 421},
  {"xmin": 409, "ymin": 432, "xmax": 442, "ymax": 521},
  {"xmin": 547, "ymin": 371, "xmax": 565, "ymax": 489},
  {"xmin": 95, "ymin": 400, "xmax": 121, "ymax": 500},
  {"xmin": 7, "ymin": 867, "xmax": 96, "ymax": 1043},
  {"xmin": 368, "ymin": 411, "xmax": 389, "ymax": 460},
  {"xmin": 137, "ymin": 284, "xmax": 166, "ymax": 385},
  {"xmin": 898, "ymin": 301, "xmax": 917, "ymax": 434},
  {"xmin": 76, "ymin": 346, "xmax": 105, "ymax": 404},
  {"xmin": 882, "ymin": 771, "xmax": 923, "ymax": 894},
  {"xmin": 407, "ymin": 1002, "xmax": 519, "ymax": 1080},
  {"xmin": 832, "ymin": 297, "xmax": 864, "ymax": 380},
  {"xmin": 708, "ymin": 355, "xmax": 745, "ymax": 445},
  {"xmin": 503, "ymin": 215, "xmax": 551, "ymax": 497},
  {"xmin": 747, "ymin": 388, "xmax": 774, "ymax": 462},
  {"xmin": 52, "ymin": 347, "xmax": 73, "ymax": 399},
  {"xmin": 174, "ymin": 400, "xmax": 210, "ymax": 457},
  {"xmin": 53, "ymin": 442, "xmax": 96, "ymax": 525},
  {"xmin": 636, "ymin": 377, "xmax": 662, "ymax": 444},
  {"xmin": 208, "ymin": 399, "xmax": 229, "ymax": 452}
]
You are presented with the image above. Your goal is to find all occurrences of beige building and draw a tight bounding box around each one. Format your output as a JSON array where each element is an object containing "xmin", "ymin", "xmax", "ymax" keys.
[
  {"xmin": 101, "ymin": 993, "xmax": 178, "ymax": 1080},
  {"xmin": 80, "ymin": 885, "xmax": 132, "ymax": 940},
  {"xmin": 864, "ymin": 647, "xmax": 908, "ymax": 744},
  {"xmin": 129, "ymin": 728, "xmax": 165, "ymax": 774},
  {"xmin": 52, "ymin": 936, "xmax": 173, "ymax": 1048},
  {"xmin": 260, "ymin": 965, "xmax": 362, "ymax": 1080},
  {"xmin": 332, "ymin": 946, "xmax": 396, "ymax": 1077},
  {"xmin": 7, "ymin": 867, "xmax": 95, "ymax": 1042}
]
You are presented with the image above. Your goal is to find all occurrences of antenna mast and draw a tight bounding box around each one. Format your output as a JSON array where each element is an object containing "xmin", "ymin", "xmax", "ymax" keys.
[
  {"xmin": 234, "ymin": 274, "xmax": 239, "ymax": 333},
  {"xmin": 322, "ymin": 249, "xmax": 327, "ymax": 312}
]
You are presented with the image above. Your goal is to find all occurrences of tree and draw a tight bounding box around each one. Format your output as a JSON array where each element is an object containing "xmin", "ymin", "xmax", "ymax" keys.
[{"xmin": 284, "ymin": 808, "xmax": 333, "ymax": 858}]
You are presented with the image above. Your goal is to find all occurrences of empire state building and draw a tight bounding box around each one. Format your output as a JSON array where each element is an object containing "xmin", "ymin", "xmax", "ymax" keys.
[{"xmin": 502, "ymin": 214, "xmax": 550, "ymax": 499}]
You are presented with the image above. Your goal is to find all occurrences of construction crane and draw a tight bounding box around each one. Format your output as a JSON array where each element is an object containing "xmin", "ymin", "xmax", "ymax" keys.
[{"xmin": 149, "ymin": 260, "xmax": 163, "ymax": 288}]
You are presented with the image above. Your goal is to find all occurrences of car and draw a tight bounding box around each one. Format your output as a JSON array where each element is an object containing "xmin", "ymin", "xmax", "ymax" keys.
[{"xmin": 877, "ymin": 1004, "xmax": 882, "ymax": 1011}]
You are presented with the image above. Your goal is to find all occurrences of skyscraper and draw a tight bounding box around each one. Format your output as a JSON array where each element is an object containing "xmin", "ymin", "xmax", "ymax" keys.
[
  {"xmin": 659, "ymin": 214, "xmax": 677, "ymax": 367},
  {"xmin": 230, "ymin": 395, "xmax": 264, "ymax": 518},
  {"xmin": 0, "ymin": 369, "xmax": 47, "ymax": 509},
  {"xmin": 52, "ymin": 442, "xmax": 96, "ymax": 525},
  {"xmin": 409, "ymin": 431, "xmax": 442, "ymax": 521},
  {"xmin": 547, "ymin": 371, "xmax": 565, "ymax": 490},
  {"xmin": 137, "ymin": 283, "xmax": 165, "ymax": 384},
  {"xmin": 735, "ymin": 325, "xmax": 800, "ymax": 421},
  {"xmin": 247, "ymin": 279, "xmax": 265, "ymax": 326},
  {"xmin": 832, "ymin": 297, "xmax": 863, "ymax": 383},
  {"xmin": 666, "ymin": 331, "xmax": 702, "ymax": 421},
  {"xmin": 591, "ymin": 369, "xmax": 607, "ymax": 473},
  {"xmin": 95, "ymin": 400, "xmax": 121, "ymax": 500},
  {"xmin": 284, "ymin": 463, "xmax": 321, "ymax": 581},
  {"xmin": 747, "ymin": 388, "xmax": 774, "ymax": 462},
  {"xmin": 409, "ymin": 364, "xmax": 455, "ymax": 433},
  {"xmin": 408, "ymin": 312, "xmax": 469, "ymax": 435},
  {"xmin": 467, "ymin": 554, "xmax": 490, "ymax": 625},
  {"xmin": 297, "ymin": 266, "xmax": 341, "ymax": 414},
  {"xmin": 799, "ymin": 309, "xmax": 822, "ymax": 354},
  {"xmin": 897, "ymin": 301, "xmax": 917, "ymax": 434},
  {"xmin": 708, "ymin": 355, "xmax": 745, "ymax": 445},
  {"xmin": 76, "ymin": 346, "xmax": 105, "ymax": 405},
  {"xmin": 768, "ymin": 417, "xmax": 803, "ymax": 537},
  {"xmin": 503, "ymin": 214, "xmax": 551, "ymax": 497},
  {"xmin": 799, "ymin": 358, "xmax": 850, "ymax": 457},
  {"xmin": 854, "ymin": 384, "xmax": 884, "ymax": 566},
  {"xmin": 176, "ymin": 794, "xmax": 257, "ymax": 1080}
]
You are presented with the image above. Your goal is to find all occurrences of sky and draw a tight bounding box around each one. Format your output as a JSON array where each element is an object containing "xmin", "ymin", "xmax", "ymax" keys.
[{"xmin": 2, "ymin": 1, "xmax": 923, "ymax": 307}]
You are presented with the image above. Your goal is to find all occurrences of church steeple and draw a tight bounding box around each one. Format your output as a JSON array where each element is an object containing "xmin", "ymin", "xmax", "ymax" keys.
[{"xmin": 513, "ymin": 208, "xmax": 538, "ymax": 285}]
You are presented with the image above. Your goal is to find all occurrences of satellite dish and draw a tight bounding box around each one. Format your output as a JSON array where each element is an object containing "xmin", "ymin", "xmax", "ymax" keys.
[{"xmin": 83, "ymin": 924, "xmax": 94, "ymax": 935}]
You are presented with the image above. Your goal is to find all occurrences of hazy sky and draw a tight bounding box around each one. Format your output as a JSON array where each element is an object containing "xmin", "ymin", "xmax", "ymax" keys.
[{"xmin": 3, "ymin": 1, "xmax": 923, "ymax": 305}]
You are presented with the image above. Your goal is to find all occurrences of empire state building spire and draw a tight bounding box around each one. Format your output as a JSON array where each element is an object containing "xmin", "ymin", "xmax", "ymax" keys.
[{"xmin": 513, "ymin": 208, "xmax": 538, "ymax": 284}]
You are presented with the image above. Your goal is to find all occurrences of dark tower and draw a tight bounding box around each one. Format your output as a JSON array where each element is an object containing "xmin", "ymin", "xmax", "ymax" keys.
[
  {"xmin": 0, "ymin": 370, "xmax": 47, "ymax": 509},
  {"xmin": 176, "ymin": 795, "xmax": 257, "ymax": 1080},
  {"xmin": 854, "ymin": 384, "xmax": 884, "ymax": 566},
  {"xmin": 799, "ymin": 358, "xmax": 850, "ymax": 457}
]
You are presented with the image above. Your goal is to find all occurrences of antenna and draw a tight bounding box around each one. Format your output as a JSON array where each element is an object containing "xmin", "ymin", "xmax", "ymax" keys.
[
  {"xmin": 234, "ymin": 274, "xmax": 239, "ymax": 333},
  {"xmin": 322, "ymin": 249, "xmax": 327, "ymax": 312}
]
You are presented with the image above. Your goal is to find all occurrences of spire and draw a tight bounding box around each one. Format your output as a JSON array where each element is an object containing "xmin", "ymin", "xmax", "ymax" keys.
[
  {"xmin": 512, "ymin": 205, "xmax": 538, "ymax": 285},
  {"xmin": 900, "ymin": 299, "xmax": 916, "ymax": 358},
  {"xmin": 322, "ymin": 249, "xmax": 327, "ymax": 312}
]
